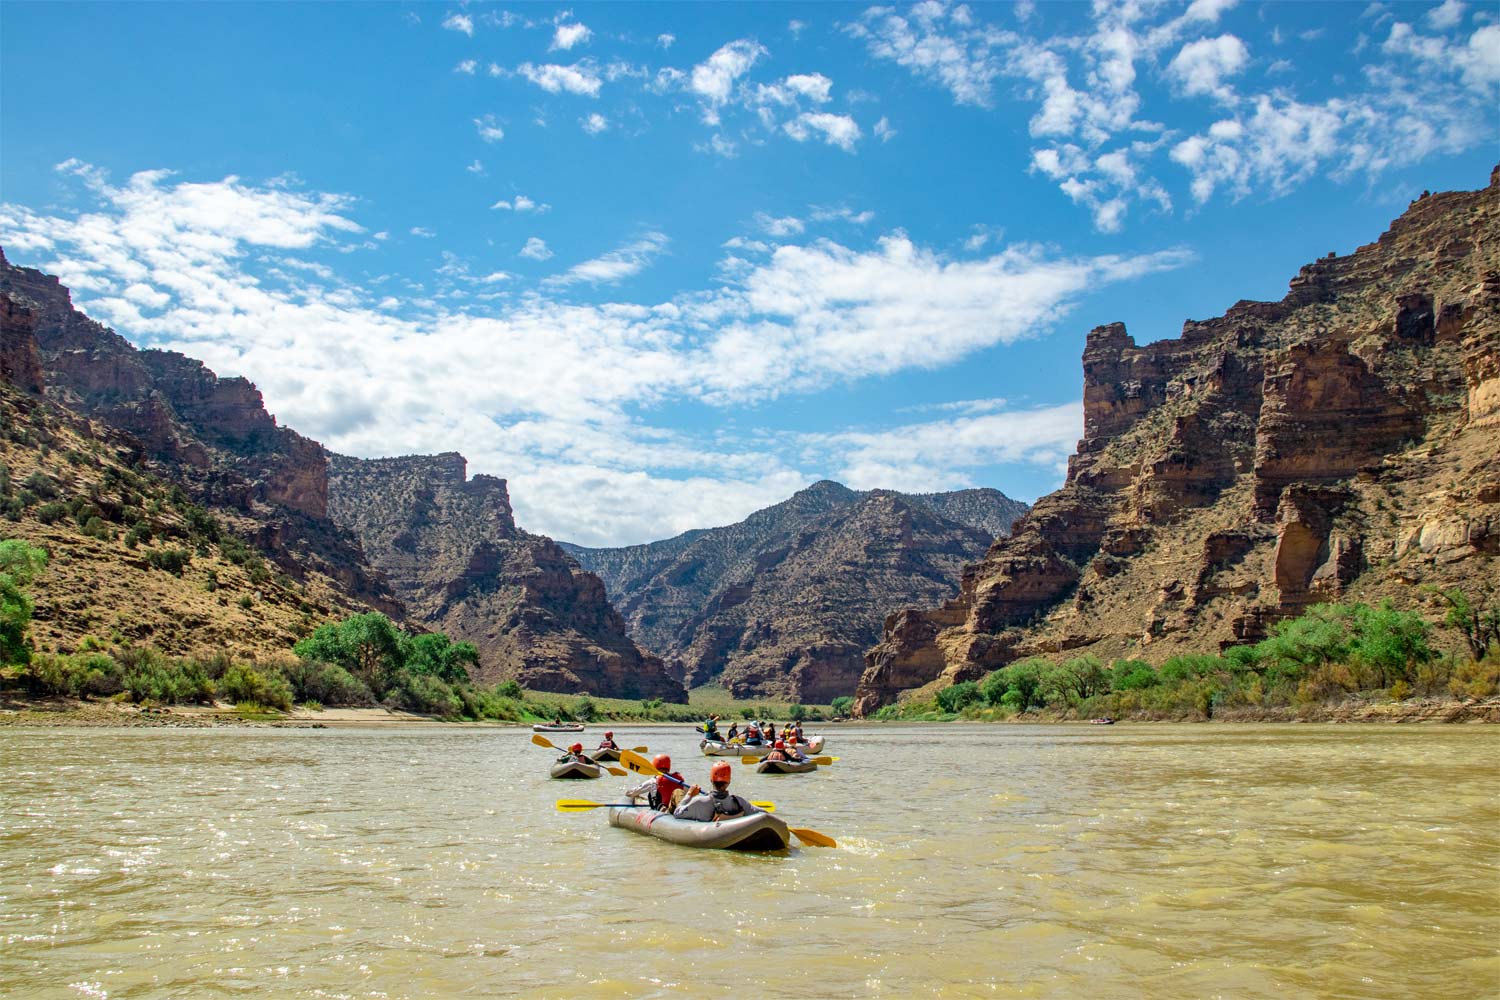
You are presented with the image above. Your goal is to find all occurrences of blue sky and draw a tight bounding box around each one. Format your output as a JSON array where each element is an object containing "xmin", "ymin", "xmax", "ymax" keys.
[{"xmin": 2, "ymin": 1, "xmax": 1496, "ymax": 546}]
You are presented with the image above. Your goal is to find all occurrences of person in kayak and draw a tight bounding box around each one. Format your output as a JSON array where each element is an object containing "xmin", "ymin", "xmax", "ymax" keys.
[
  {"xmin": 784, "ymin": 741, "xmax": 809, "ymax": 764},
  {"xmin": 675, "ymin": 761, "xmax": 761, "ymax": 821},
  {"xmin": 596, "ymin": 731, "xmax": 620, "ymax": 751},
  {"xmin": 791, "ymin": 722, "xmax": 805, "ymax": 745},
  {"xmin": 743, "ymin": 722, "xmax": 762, "ymax": 745},
  {"xmin": 764, "ymin": 740, "xmax": 789, "ymax": 763},
  {"xmin": 702, "ymin": 715, "xmax": 723, "ymax": 741},
  {"xmin": 557, "ymin": 742, "xmax": 593, "ymax": 764},
  {"xmin": 726, "ymin": 721, "xmax": 740, "ymax": 743},
  {"xmin": 625, "ymin": 753, "xmax": 686, "ymax": 811}
]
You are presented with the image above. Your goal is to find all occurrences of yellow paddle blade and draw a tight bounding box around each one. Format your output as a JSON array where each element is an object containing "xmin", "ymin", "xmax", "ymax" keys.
[
  {"xmin": 812, "ymin": 756, "xmax": 839, "ymax": 765},
  {"xmin": 790, "ymin": 827, "xmax": 836, "ymax": 848},
  {"xmin": 751, "ymin": 802, "xmax": 776, "ymax": 812},
  {"xmin": 631, "ymin": 746, "xmax": 649, "ymax": 752},
  {"xmin": 531, "ymin": 733, "xmax": 557, "ymax": 749},
  {"xmin": 740, "ymin": 756, "xmax": 760, "ymax": 764},
  {"xmin": 556, "ymin": 800, "xmax": 636, "ymax": 811},
  {"xmin": 620, "ymin": 748, "xmax": 659, "ymax": 776},
  {"xmin": 603, "ymin": 765, "xmax": 629, "ymax": 777}
]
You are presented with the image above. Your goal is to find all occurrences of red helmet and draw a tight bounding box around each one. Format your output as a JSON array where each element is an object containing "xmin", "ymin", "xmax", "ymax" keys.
[
  {"xmin": 569, "ymin": 743, "xmax": 583, "ymax": 753},
  {"xmin": 604, "ymin": 731, "xmax": 614, "ymax": 737},
  {"xmin": 774, "ymin": 740, "xmax": 785, "ymax": 748},
  {"xmin": 652, "ymin": 754, "xmax": 671, "ymax": 771},
  {"xmin": 709, "ymin": 761, "xmax": 732, "ymax": 783}
]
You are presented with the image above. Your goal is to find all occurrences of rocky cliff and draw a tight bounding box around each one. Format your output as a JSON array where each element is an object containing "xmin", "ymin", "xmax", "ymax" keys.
[
  {"xmin": 565, "ymin": 481, "xmax": 1028, "ymax": 701},
  {"xmin": 326, "ymin": 453, "xmax": 687, "ymax": 701},
  {"xmin": 855, "ymin": 168, "xmax": 1500, "ymax": 714},
  {"xmin": 0, "ymin": 249, "xmax": 396, "ymax": 613}
]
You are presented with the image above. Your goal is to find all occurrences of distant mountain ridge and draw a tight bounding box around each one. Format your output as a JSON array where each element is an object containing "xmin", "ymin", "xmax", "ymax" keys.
[{"xmin": 563, "ymin": 481, "xmax": 1029, "ymax": 701}]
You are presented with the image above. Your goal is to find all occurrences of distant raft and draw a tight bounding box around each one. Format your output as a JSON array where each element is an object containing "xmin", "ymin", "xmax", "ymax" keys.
[
  {"xmin": 533, "ymin": 723, "xmax": 586, "ymax": 733},
  {"xmin": 755, "ymin": 758, "xmax": 817, "ymax": 774},
  {"xmin": 701, "ymin": 735, "xmax": 824, "ymax": 756},
  {"xmin": 550, "ymin": 760, "xmax": 602, "ymax": 779},
  {"xmin": 607, "ymin": 805, "xmax": 790, "ymax": 851}
]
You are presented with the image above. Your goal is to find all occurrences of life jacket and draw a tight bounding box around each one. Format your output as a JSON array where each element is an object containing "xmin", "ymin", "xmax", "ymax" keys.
[
  {"xmin": 766, "ymin": 749, "xmax": 787, "ymax": 762},
  {"xmin": 746, "ymin": 725, "xmax": 761, "ymax": 742},
  {"xmin": 710, "ymin": 790, "xmax": 746, "ymax": 817},
  {"xmin": 654, "ymin": 772, "xmax": 683, "ymax": 808},
  {"xmin": 597, "ymin": 739, "xmax": 619, "ymax": 749}
]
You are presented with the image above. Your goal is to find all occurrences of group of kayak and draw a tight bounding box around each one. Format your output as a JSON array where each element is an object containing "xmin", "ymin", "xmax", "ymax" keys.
[
  {"xmin": 542, "ymin": 727, "xmax": 837, "ymax": 850},
  {"xmin": 699, "ymin": 716, "xmax": 826, "ymax": 756}
]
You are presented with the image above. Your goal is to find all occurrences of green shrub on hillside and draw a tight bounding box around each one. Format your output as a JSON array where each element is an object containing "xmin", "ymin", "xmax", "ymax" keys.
[
  {"xmin": 218, "ymin": 663, "xmax": 293, "ymax": 711},
  {"xmin": 0, "ymin": 539, "xmax": 48, "ymax": 665}
]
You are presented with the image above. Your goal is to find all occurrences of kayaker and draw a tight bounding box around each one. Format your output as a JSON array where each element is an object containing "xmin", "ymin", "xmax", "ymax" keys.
[
  {"xmin": 557, "ymin": 742, "xmax": 593, "ymax": 764},
  {"xmin": 675, "ymin": 761, "xmax": 761, "ymax": 821},
  {"xmin": 784, "ymin": 742, "xmax": 809, "ymax": 764},
  {"xmin": 791, "ymin": 722, "xmax": 805, "ymax": 745},
  {"xmin": 625, "ymin": 753, "xmax": 687, "ymax": 811},
  {"xmin": 764, "ymin": 740, "xmax": 788, "ymax": 763},
  {"xmin": 596, "ymin": 731, "xmax": 619, "ymax": 751},
  {"xmin": 726, "ymin": 722, "xmax": 739, "ymax": 743},
  {"xmin": 703, "ymin": 715, "xmax": 722, "ymax": 741},
  {"xmin": 744, "ymin": 722, "xmax": 762, "ymax": 745}
]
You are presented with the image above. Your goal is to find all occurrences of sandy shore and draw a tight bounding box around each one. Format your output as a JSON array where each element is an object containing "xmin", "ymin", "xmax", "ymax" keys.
[{"xmin": 0, "ymin": 698, "xmax": 505, "ymax": 728}]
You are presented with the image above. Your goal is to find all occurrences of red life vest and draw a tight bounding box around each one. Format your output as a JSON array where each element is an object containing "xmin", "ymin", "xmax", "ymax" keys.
[{"xmin": 656, "ymin": 772, "xmax": 683, "ymax": 806}]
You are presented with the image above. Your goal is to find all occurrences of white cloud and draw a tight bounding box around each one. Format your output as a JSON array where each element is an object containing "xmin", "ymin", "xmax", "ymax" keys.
[
  {"xmin": 789, "ymin": 19, "xmax": 806, "ymax": 38},
  {"xmin": 1427, "ymin": 0, "xmax": 1466, "ymax": 31},
  {"xmin": 783, "ymin": 112, "xmax": 861, "ymax": 152},
  {"xmin": 551, "ymin": 21, "xmax": 592, "ymax": 51},
  {"xmin": 690, "ymin": 39, "xmax": 767, "ymax": 106},
  {"xmin": 1167, "ymin": 34, "xmax": 1250, "ymax": 101},
  {"xmin": 783, "ymin": 72, "xmax": 833, "ymax": 102},
  {"xmin": 465, "ymin": 159, "xmax": 485, "ymax": 174},
  {"xmin": 474, "ymin": 115, "xmax": 505, "ymax": 142},
  {"xmin": 410, "ymin": 227, "xmax": 435, "ymax": 238},
  {"xmin": 547, "ymin": 232, "xmax": 670, "ymax": 286},
  {"xmin": 442, "ymin": 13, "xmax": 473, "ymax": 36},
  {"xmin": 581, "ymin": 112, "xmax": 608, "ymax": 134},
  {"xmin": 1, "ymin": 165, "xmax": 1190, "ymax": 544},
  {"xmin": 873, "ymin": 116, "xmax": 897, "ymax": 142},
  {"xmin": 491, "ymin": 194, "xmax": 551, "ymax": 213},
  {"xmin": 657, "ymin": 33, "xmax": 676, "ymax": 49},
  {"xmin": 755, "ymin": 212, "xmax": 805, "ymax": 237},
  {"xmin": 519, "ymin": 237, "xmax": 554, "ymax": 260},
  {"xmin": 517, "ymin": 61, "xmax": 603, "ymax": 97},
  {"xmin": 454, "ymin": 59, "xmax": 477, "ymax": 75}
]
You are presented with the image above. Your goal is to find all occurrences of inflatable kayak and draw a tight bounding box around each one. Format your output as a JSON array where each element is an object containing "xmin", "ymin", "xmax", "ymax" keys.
[
  {"xmin": 590, "ymin": 747, "xmax": 623, "ymax": 761},
  {"xmin": 703, "ymin": 740, "xmax": 771, "ymax": 757},
  {"xmin": 533, "ymin": 723, "xmax": 585, "ymax": 733},
  {"xmin": 607, "ymin": 805, "xmax": 790, "ymax": 851},
  {"xmin": 550, "ymin": 760, "xmax": 602, "ymax": 779},
  {"xmin": 756, "ymin": 758, "xmax": 817, "ymax": 774}
]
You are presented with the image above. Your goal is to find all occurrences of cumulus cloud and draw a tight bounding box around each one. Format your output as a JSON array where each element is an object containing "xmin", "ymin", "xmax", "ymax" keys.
[
  {"xmin": 783, "ymin": 112, "xmax": 861, "ymax": 151},
  {"xmin": 581, "ymin": 112, "xmax": 608, "ymax": 134},
  {"xmin": 491, "ymin": 194, "xmax": 551, "ymax": 213},
  {"xmin": 690, "ymin": 39, "xmax": 767, "ymax": 108},
  {"xmin": 519, "ymin": 237, "xmax": 554, "ymax": 260},
  {"xmin": 474, "ymin": 114, "xmax": 505, "ymax": 142},
  {"xmin": 454, "ymin": 59, "xmax": 477, "ymax": 75},
  {"xmin": 551, "ymin": 21, "xmax": 591, "ymax": 51},
  {"xmin": 517, "ymin": 61, "xmax": 603, "ymax": 97},
  {"xmin": 755, "ymin": 212, "xmax": 804, "ymax": 237},
  {"xmin": 0, "ymin": 166, "xmax": 1188, "ymax": 543},
  {"xmin": 1167, "ymin": 34, "xmax": 1250, "ymax": 100},
  {"xmin": 442, "ymin": 13, "xmax": 473, "ymax": 36}
]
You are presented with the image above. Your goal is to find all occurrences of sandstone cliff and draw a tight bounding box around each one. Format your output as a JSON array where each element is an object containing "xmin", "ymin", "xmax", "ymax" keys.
[
  {"xmin": 326, "ymin": 453, "xmax": 687, "ymax": 701},
  {"xmin": 0, "ymin": 250, "xmax": 396, "ymax": 614},
  {"xmin": 566, "ymin": 481, "xmax": 1028, "ymax": 702},
  {"xmin": 855, "ymin": 168, "xmax": 1500, "ymax": 714}
]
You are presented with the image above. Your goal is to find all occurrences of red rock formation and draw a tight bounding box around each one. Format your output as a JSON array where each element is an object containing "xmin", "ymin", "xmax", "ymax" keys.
[
  {"xmin": 0, "ymin": 293, "xmax": 44, "ymax": 394},
  {"xmin": 855, "ymin": 167, "xmax": 1500, "ymax": 715}
]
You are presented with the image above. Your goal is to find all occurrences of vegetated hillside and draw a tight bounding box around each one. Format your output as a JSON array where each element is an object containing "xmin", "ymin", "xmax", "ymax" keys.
[
  {"xmin": 0, "ymin": 382, "xmax": 365, "ymax": 659},
  {"xmin": 855, "ymin": 168, "xmax": 1500, "ymax": 714},
  {"xmin": 326, "ymin": 454, "xmax": 686, "ymax": 701},
  {"xmin": 564, "ymin": 480, "xmax": 1029, "ymax": 702}
]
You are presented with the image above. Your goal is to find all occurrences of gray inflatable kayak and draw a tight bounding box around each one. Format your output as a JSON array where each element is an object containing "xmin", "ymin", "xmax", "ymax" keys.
[
  {"xmin": 550, "ymin": 760, "xmax": 602, "ymax": 779},
  {"xmin": 702, "ymin": 740, "xmax": 771, "ymax": 757},
  {"xmin": 591, "ymin": 747, "xmax": 623, "ymax": 762},
  {"xmin": 756, "ymin": 758, "xmax": 818, "ymax": 774},
  {"xmin": 607, "ymin": 805, "xmax": 790, "ymax": 851}
]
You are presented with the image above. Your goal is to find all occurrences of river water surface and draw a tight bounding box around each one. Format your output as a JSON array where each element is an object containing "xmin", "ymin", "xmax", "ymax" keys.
[{"xmin": 2, "ymin": 723, "xmax": 1497, "ymax": 999}]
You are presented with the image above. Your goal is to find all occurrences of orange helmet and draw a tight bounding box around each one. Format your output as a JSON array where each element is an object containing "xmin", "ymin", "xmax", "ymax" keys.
[
  {"xmin": 569, "ymin": 743, "xmax": 583, "ymax": 753},
  {"xmin": 774, "ymin": 740, "xmax": 785, "ymax": 748},
  {"xmin": 709, "ymin": 761, "xmax": 732, "ymax": 783},
  {"xmin": 652, "ymin": 754, "xmax": 671, "ymax": 771}
]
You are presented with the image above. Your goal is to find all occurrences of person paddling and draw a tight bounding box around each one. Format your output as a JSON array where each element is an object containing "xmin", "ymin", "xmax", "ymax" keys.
[
  {"xmin": 557, "ymin": 742, "xmax": 593, "ymax": 764},
  {"xmin": 675, "ymin": 761, "xmax": 761, "ymax": 822},
  {"xmin": 703, "ymin": 715, "xmax": 723, "ymax": 742},
  {"xmin": 784, "ymin": 741, "xmax": 809, "ymax": 764},
  {"xmin": 726, "ymin": 721, "xmax": 740, "ymax": 743},
  {"xmin": 744, "ymin": 722, "xmax": 762, "ymax": 745},
  {"xmin": 596, "ymin": 730, "xmax": 620, "ymax": 751},
  {"xmin": 764, "ymin": 740, "xmax": 789, "ymax": 763},
  {"xmin": 625, "ymin": 753, "xmax": 686, "ymax": 811}
]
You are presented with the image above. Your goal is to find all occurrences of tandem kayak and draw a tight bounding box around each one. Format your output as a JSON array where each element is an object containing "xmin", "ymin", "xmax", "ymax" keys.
[
  {"xmin": 756, "ymin": 758, "xmax": 817, "ymax": 774},
  {"xmin": 590, "ymin": 747, "xmax": 623, "ymax": 761},
  {"xmin": 550, "ymin": 760, "xmax": 602, "ymax": 779},
  {"xmin": 533, "ymin": 723, "xmax": 585, "ymax": 733},
  {"xmin": 607, "ymin": 805, "xmax": 790, "ymax": 851}
]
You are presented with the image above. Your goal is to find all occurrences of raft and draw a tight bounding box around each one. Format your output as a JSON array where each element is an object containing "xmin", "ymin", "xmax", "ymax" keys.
[
  {"xmin": 607, "ymin": 805, "xmax": 790, "ymax": 851},
  {"xmin": 702, "ymin": 740, "xmax": 771, "ymax": 757},
  {"xmin": 550, "ymin": 760, "xmax": 602, "ymax": 779},
  {"xmin": 591, "ymin": 747, "xmax": 623, "ymax": 761},
  {"xmin": 755, "ymin": 758, "xmax": 817, "ymax": 774},
  {"xmin": 533, "ymin": 723, "xmax": 585, "ymax": 733}
]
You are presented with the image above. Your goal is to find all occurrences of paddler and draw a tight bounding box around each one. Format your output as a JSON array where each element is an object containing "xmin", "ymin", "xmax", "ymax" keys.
[
  {"xmin": 596, "ymin": 730, "xmax": 620, "ymax": 751},
  {"xmin": 726, "ymin": 721, "xmax": 740, "ymax": 743},
  {"xmin": 764, "ymin": 740, "xmax": 789, "ymax": 763},
  {"xmin": 744, "ymin": 721, "xmax": 762, "ymax": 745},
  {"xmin": 557, "ymin": 742, "xmax": 593, "ymax": 764},
  {"xmin": 625, "ymin": 753, "xmax": 686, "ymax": 811},
  {"xmin": 703, "ymin": 715, "xmax": 723, "ymax": 741},
  {"xmin": 784, "ymin": 741, "xmax": 809, "ymax": 764},
  {"xmin": 675, "ymin": 761, "xmax": 761, "ymax": 821}
]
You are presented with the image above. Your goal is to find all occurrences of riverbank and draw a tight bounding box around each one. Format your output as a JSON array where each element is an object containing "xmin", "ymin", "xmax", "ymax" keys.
[{"xmin": 4, "ymin": 693, "xmax": 1497, "ymax": 727}]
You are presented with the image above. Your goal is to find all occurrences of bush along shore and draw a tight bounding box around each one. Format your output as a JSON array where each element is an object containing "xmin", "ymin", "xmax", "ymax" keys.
[{"xmin": 873, "ymin": 595, "xmax": 1500, "ymax": 724}]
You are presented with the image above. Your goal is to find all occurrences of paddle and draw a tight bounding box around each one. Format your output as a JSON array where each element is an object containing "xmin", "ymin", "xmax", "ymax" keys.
[
  {"xmin": 556, "ymin": 798, "xmax": 775, "ymax": 813},
  {"xmin": 530, "ymin": 733, "xmax": 628, "ymax": 776},
  {"xmin": 741, "ymin": 755, "xmax": 839, "ymax": 765}
]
